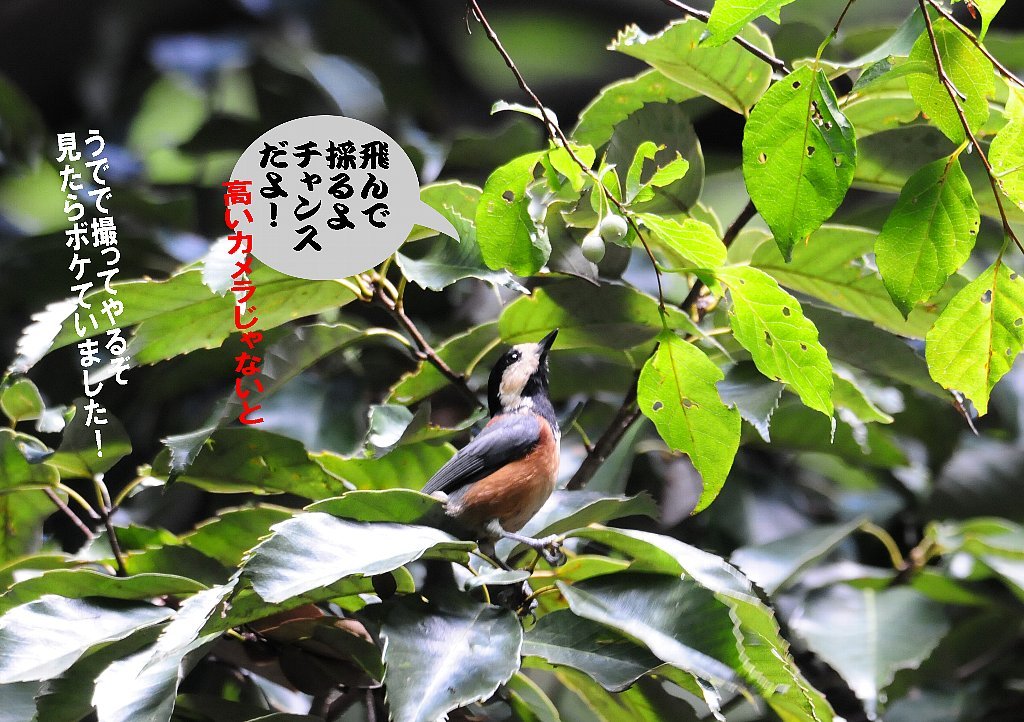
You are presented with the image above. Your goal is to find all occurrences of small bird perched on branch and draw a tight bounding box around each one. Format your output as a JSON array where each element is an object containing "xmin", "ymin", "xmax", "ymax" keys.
[{"xmin": 423, "ymin": 329, "xmax": 564, "ymax": 566}]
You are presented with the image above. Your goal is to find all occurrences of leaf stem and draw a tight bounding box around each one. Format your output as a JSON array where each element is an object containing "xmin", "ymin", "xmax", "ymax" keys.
[
  {"xmin": 57, "ymin": 481, "xmax": 101, "ymax": 520},
  {"xmin": 43, "ymin": 487, "xmax": 95, "ymax": 540},
  {"xmin": 859, "ymin": 521, "xmax": 907, "ymax": 571},
  {"xmin": 93, "ymin": 473, "xmax": 128, "ymax": 576},
  {"xmin": 917, "ymin": 0, "xmax": 1024, "ymax": 256}
]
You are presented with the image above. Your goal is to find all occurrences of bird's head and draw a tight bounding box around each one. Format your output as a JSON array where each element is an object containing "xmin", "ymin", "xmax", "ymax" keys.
[{"xmin": 487, "ymin": 329, "xmax": 558, "ymax": 416}]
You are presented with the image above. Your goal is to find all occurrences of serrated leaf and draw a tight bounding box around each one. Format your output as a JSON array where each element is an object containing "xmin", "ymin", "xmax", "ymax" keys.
[
  {"xmin": 0, "ymin": 596, "xmax": 172, "ymax": 683},
  {"xmin": 522, "ymin": 609, "xmax": 662, "ymax": 691},
  {"xmin": 610, "ymin": 19, "xmax": 773, "ymax": 115},
  {"xmin": 500, "ymin": 280, "xmax": 663, "ymax": 349},
  {"xmin": 638, "ymin": 332, "xmax": 740, "ymax": 512},
  {"xmin": 704, "ymin": 0, "xmax": 797, "ymax": 46},
  {"xmin": 791, "ymin": 585, "xmax": 949, "ymax": 719},
  {"xmin": 313, "ymin": 442, "xmax": 455, "ymax": 492},
  {"xmin": 626, "ymin": 141, "xmax": 660, "ymax": 202},
  {"xmin": 719, "ymin": 266, "xmax": 834, "ymax": 417},
  {"xmin": 573, "ymin": 69, "xmax": 699, "ymax": 148},
  {"xmin": 907, "ymin": 20, "xmax": 994, "ymax": 144},
  {"xmin": 743, "ymin": 66, "xmax": 857, "ymax": 259},
  {"xmin": 716, "ymin": 361, "xmax": 784, "ymax": 442},
  {"xmin": 243, "ymin": 513, "xmax": 473, "ymax": 603},
  {"xmin": 306, "ymin": 489, "xmax": 446, "ymax": 525},
  {"xmin": 637, "ymin": 214, "xmax": 727, "ymax": 269},
  {"xmin": 925, "ymin": 258, "xmax": 1024, "ymax": 415},
  {"xmin": 476, "ymin": 151, "xmax": 547, "ymax": 275},
  {"xmin": 875, "ymin": 155, "xmax": 980, "ymax": 316},
  {"xmin": 752, "ymin": 225, "xmax": 964, "ymax": 339},
  {"xmin": 380, "ymin": 594, "xmax": 522, "ymax": 722}
]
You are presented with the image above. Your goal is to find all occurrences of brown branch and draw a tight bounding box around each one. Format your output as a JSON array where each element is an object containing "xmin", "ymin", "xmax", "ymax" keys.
[
  {"xmin": 923, "ymin": 0, "xmax": 1024, "ymax": 90},
  {"xmin": 567, "ymin": 382, "xmax": 642, "ymax": 490},
  {"xmin": 93, "ymin": 475, "xmax": 127, "ymax": 577},
  {"xmin": 376, "ymin": 287, "xmax": 482, "ymax": 409},
  {"xmin": 657, "ymin": 0, "xmax": 790, "ymax": 74},
  {"xmin": 466, "ymin": 0, "xmax": 667, "ymax": 310},
  {"xmin": 44, "ymin": 487, "xmax": 95, "ymax": 540},
  {"xmin": 917, "ymin": 0, "xmax": 1024, "ymax": 255},
  {"xmin": 681, "ymin": 200, "xmax": 758, "ymax": 313}
]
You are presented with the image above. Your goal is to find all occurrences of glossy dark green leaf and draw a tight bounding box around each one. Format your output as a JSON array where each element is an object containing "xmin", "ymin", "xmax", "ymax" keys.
[
  {"xmin": 181, "ymin": 504, "xmax": 294, "ymax": 567},
  {"xmin": 380, "ymin": 594, "xmax": 522, "ymax": 722},
  {"xmin": 306, "ymin": 489, "xmax": 447, "ymax": 525},
  {"xmin": 47, "ymin": 400, "xmax": 132, "ymax": 477},
  {"xmin": 388, "ymin": 322, "xmax": 500, "ymax": 405},
  {"xmin": 0, "ymin": 569, "xmax": 205, "ymax": 614},
  {"xmin": 716, "ymin": 361, "xmax": 783, "ymax": 442},
  {"xmin": 314, "ymin": 441, "xmax": 454, "ymax": 491}
]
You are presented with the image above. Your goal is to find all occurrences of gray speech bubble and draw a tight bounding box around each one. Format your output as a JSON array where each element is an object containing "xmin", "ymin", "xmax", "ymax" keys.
[{"xmin": 229, "ymin": 115, "xmax": 457, "ymax": 280}]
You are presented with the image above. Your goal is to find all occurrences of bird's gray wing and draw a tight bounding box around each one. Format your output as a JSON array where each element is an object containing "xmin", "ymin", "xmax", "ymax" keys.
[{"xmin": 421, "ymin": 414, "xmax": 541, "ymax": 495}]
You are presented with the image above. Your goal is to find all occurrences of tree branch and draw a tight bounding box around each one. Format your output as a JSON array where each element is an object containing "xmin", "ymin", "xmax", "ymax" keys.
[
  {"xmin": 657, "ymin": 0, "xmax": 790, "ymax": 74},
  {"xmin": 917, "ymin": 0, "xmax": 1023, "ymax": 255},
  {"xmin": 566, "ymin": 382, "xmax": 642, "ymax": 491},
  {"xmin": 44, "ymin": 487, "xmax": 95, "ymax": 540},
  {"xmin": 466, "ymin": 0, "xmax": 667, "ymax": 310},
  {"xmin": 376, "ymin": 286, "xmax": 483, "ymax": 409},
  {"xmin": 93, "ymin": 474, "xmax": 127, "ymax": 576},
  {"xmin": 923, "ymin": 0, "xmax": 1024, "ymax": 90}
]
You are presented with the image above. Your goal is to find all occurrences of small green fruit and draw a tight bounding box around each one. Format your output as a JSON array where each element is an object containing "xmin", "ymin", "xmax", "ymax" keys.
[
  {"xmin": 581, "ymin": 232, "xmax": 606, "ymax": 263},
  {"xmin": 598, "ymin": 214, "xmax": 629, "ymax": 244}
]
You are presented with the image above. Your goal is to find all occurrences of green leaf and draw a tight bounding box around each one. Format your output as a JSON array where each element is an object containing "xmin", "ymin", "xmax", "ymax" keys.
[
  {"xmin": 638, "ymin": 331, "xmax": 740, "ymax": 512},
  {"xmin": 610, "ymin": 19, "xmax": 774, "ymax": 115},
  {"xmin": 731, "ymin": 519, "xmax": 864, "ymax": 595},
  {"xmin": 476, "ymin": 151, "xmax": 548, "ymax": 275},
  {"xmin": 306, "ymin": 489, "xmax": 447, "ymax": 525},
  {"xmin": 0, "ymin": 596, "xmax": 172, "ymax": 683},
  {"xmin": 313, "ymin": 442, "xmax": 455, "ymax": 491},
  {"xmin": 499, "ymin": 280, "xmax": 663, "ymax": 349},
  {"xmin": 0, "ymin": 570, "xmax": 205, "ymax": 614},
  {"xmin": 547, "ymin": 143, "xmax": 597, "ymax": 193},
  {"xmin": 400, "ymin": 182, "xmax": 524, "ymax": 292},
  {"xmin": 718, "ymin": 266, "xmax": 834, "ymax": 417},
  {"xmin": 181, "ymin": 504, "xmax": 294, "ymax": 567},
  {"xmin": 388, "ymin": 322, "xmax": 500, "ymax": 405},
  {"xmin": 925, "ymin": 258, "xmax": 1024, "ymax": 415},
  {"xmin": 379, "ymin": 593, "xmax": 522, "ymax": 722},
  {"xmin": 751, "ymin": 225, "xmax": 964, "ymax": 339},
  {"xmin": 842, "ymin": 91, "xmax": 923, "ymax": 137},
  {"xmin": 152, "ymin": 428, "xmax": 346, "ymax": 499},
  {"xmin": 47, "ymin": 401, "xmax": 132, "ymax": 477},
  {"xmin": 716, "ymin": 361, "xmax": 783, "ymax": 442},
  {"xmin": 791, "ymin": 585, "xmax": 949, "ymax": 719},
  {"xmin": 0, "ymin": 493, "xmax": 56, "ymax": 566},
  {"xmin": 0, "ymin": 428, "xmax": 58, "ymax": 489},
  {"xmin": 522, "ymin": 609, "xmax": 662, "ymax": 691},
  {"xmin": 0, "ymin": 378, "xmax": 43, "ymax": 424},
  {"xmin": 606, "ymin": 103, "xmax": 703, "ymax": 213},
  {"xmin": 637, "ymin": 214, "xmax": 727, "ymax": 270},
  {"xmin": 505, "ymin": 671, "xmax": 561, "ymax": 722},
  {"xmin": 875, "ymin": 155, "xmax": 980, "ymax": 317},
  {"xmin": 573, "ymin": 69, "xmax": 699, "ymax": 148},
  {"xmin": 971, "ymin": 0, "xmax": 1006, "ymax": 39},
  {"xmin": 243, "ymin": 513, "xmax": 473, "ymax": 603},
  {"xmin": 742, "ymin": 66, "xmax": 857, "ymax": 259},
  {"xmin": 907, "ymin": 20, "xmax": 994, "ymax": 144},
  {"xmin": 991, "ymin": 102, "xmax": 1024, "ymax": 213},
  {"xmin": 705, "ymin": 0, "xmax": 797, "ymax": 46},
  {"xmin": 558, "ymin": 573, "xmax": 739, "ymax": 688}
]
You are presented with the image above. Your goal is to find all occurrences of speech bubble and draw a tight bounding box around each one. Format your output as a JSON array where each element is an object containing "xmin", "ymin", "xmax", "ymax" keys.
[{"xmin": 229, "ymin": 115, "xmax": 457, "ymax": 280}]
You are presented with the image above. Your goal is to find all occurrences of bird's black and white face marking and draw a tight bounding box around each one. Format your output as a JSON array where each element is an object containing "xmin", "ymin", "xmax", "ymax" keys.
[{"xmin": 488, "ymin": 330, "xmax": 557, "ymax": 416}]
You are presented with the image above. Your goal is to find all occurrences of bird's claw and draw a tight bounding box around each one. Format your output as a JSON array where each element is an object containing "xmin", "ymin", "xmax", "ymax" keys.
[{"xmin": 539, "ymin": 535, "xmax": 566, "ymax": 567}]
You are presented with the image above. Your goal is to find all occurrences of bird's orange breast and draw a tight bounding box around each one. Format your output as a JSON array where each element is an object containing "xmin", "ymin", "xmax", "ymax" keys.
[{"xmin": 454, "ymin": 414, "xmax": 559, "ymax": 533}]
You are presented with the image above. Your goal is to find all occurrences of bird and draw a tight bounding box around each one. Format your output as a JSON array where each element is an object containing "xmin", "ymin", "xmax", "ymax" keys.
[{"xmin": 422, "ymin": 329, "xmax": 564, "ymax": 566}]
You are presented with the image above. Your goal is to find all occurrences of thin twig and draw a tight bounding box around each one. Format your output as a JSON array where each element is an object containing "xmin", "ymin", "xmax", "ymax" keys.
[
  {"xmin": 657, "ymin": 0, "xmax": 790, "ymax": 74},
  {"xmin": 917, "ymin": 0, "xmax": 1024, "ymax": 255},
  {"xmin": 44, "ymin": 487, "xmax": 95, "ymax": 540},
  {"xmin": 681, "ymin": 200, "xmax": 758, "ymax": 313},
  {"xmin": 566, "ymin": 382, "xmax": 642, "ymax": 490},
  {"xmin": 467, "ymin": 0, "xmax": 667, "ymax": 310},
  {"xmin": 924, "ymin": 0, "xmax": 1024, "ymax": 89},
  {"xmin": 376, "ymin": 287, "xmax": 482, "ymax": 408},
  {"xmin": 93, "ymin": 474, "xmax": 127, "ymax": 576}
]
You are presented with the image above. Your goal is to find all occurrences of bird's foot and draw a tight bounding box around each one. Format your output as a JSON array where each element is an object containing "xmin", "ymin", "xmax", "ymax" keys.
[{"xmin": 536, "ymin": 535, "xmax": 566, "ymax": 567}]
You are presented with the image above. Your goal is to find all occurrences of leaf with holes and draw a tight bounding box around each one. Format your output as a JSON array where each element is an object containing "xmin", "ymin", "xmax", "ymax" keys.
[
  {"xmin": 875, "ymin": 155, "xmax": 980, "ymax": 317},
  {"xmin": 991, "ymin": 90, "xmax": 1024, "ymax": 213},
  {"xmin": 638, "ymin": 331, "xmax": 740, "ymax": 512},
  {"xmin": 907, "ymin": 19, "xmax": 994, "ymax": 144},
  {"xmin": 718, "ymin": 266, "xmax": 834, "ymax": 417},
  {"xmin": 925, "ymin": 258, "xmax": 1024, "ymax": 415},
  {"xmin": 476, "ymin": 151, "xmax": 547, "ymax": 275},
  {"xmin": 742, "ymin": 66, "xmax": 857, "ymax": 260},
  {"xmin": 610, "ymin": 18, "xmax": 773, "ymax": 116},
  {"xmin": 704, "ymin": 0, "xmax": 798, "ymax": 47}
]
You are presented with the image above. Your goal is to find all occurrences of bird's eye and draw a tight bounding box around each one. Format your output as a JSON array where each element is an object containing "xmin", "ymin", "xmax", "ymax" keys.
[{"xmin": 509, "ymin": 351, "xmax": 520, "ymax": 361}]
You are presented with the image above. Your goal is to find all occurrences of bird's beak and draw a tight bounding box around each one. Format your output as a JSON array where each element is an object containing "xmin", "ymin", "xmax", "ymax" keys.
[{"xmin": 538, "ymin": 328, "xmax": 558, "ymax": 356}]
